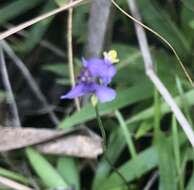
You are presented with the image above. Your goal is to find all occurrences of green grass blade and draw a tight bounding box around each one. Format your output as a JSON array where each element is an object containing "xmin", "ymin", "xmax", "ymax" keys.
[
  {"xmin": 43, "ymin": 63, "xmax": 69, "ymax": 77},
  {"xmin": 14, "ymin": 0, "xmax": 55, "ymax": 53},
  {"xmin": 99, "ymin": 132, "xmax": 187, "ymax": 190},
  {"xmin": 99, "ymin": 146, "xmax": 158, "ymax": 190},
  {"xmin": 172, "ymin": 115, "xmax": 184, "ymax": 190},
  {"xmin": 57, "ymin": 157, "xmax": 80, "ymax": 190},
  {"xmin": 153, "ymin": 88, "xmax": 160, "ymax": 140},
  {"xmin": 26, "ymin": 148, "xmax": 68, "ymax": 189},
  {"xmin": 0, "ymin": 167, "xmax": 28, "ymax": 184},
  {"xmin": 135, "ymin": 120, "xmax": 152, "ymax": 138},
  {"xmin": 55, "ymin": 0, "xmax": 68, "ymax": 7},
  {"xmin": 157, "ymin": 132, "xmax": 177, "ymax": 190},
  {"xmin": 127, "ymin": 89, "xmax": 194, "ymax": 125},
  {"xmin": 175, "ymin": 76, "xmax": 193, "ymax": 125},
  {"xmin": 139, "ymin": 0, "xmax": 190, "ymax": 56},
  {"xmin": 154, "ymin": 86, "xmax": 177, "ymax": 189},
  {"xmin": 92, "ymin": 127, "xmax": 127, "ymax": 190},
  {"xmin": 115, "ymin": 110, "xmax": 137, "ymax": 159}
]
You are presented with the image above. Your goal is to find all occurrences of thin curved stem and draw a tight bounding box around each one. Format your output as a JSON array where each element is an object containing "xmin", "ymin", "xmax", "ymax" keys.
[
  {"xmin": 67, "ymin": 0, "xmax": 80, "ymax": 111},
  {"xmin": 94, "ymin": 104, "xmax": 128, "ymax": 189}
]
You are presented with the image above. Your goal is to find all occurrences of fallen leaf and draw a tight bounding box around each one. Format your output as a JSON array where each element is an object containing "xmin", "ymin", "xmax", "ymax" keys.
[
  {"xmin": 36, "ymin": 131, "xmax": 102, "ymax": 158},
  {"xmin": 0, "ymin": 127, "xmax": 103, "ymax": 158},
  {"xmin": 0, "ymin": 127, "xmax": 66, "ymax": 151}
]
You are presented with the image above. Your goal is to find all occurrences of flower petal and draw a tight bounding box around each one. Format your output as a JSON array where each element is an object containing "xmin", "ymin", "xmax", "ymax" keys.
[
  {"xmin": 60, "ymin": 83, "xmax": 85, "ymax": 99},
  {"xmin": 103, "ymin": 66, "xmax": 117, "ymax": 85},
  {"xmin": 95, "ymin": 85, "xmax": 116, "ymax": 103},
  {"xmin": 81, "ymin": 57, "xmax": 88, "ymax": 67},
  {"xmin": 86, "ymin": 58, "xmax": 105, "ymax": 76},
  {"xmin": 108, "ymin": 64, "xmax": 116, "ymax": 78},
  {"xmin": 85, "ymin": 58, "xmax": 116, "ymax": 85}
]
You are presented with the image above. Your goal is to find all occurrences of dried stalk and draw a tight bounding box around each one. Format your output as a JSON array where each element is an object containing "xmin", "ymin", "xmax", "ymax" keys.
[
  {"xmin": 67, "ymin": 0, "xmax": 80, "ymax": 111},
  {"xmin": 125, "ymin": 0, "xmax": 194, "ymax": 147},
  {"xmin": 86, "ymin": 0, "xmax": 112, "ymax": 57},
  {"xmin": 0, "ymin": 0, "xmax": 87, "ymax": 40},
  {"xmin": 4, "ymin": 24, "xmax": 65, "ymax": 58},
  {"xmin": 1, "ymin": 41, "xmax": 59, "ymax": 125},
  {"xmin": 0, "ymin": 176, "xmax": 33, "ymax": 190},
  {"xmin": 112, "ymin": 0, "xmax": 194, "ymax": 87},
  {"xmin": 0, "ymin": 47, "xmax": 21, "ymax": 127}
]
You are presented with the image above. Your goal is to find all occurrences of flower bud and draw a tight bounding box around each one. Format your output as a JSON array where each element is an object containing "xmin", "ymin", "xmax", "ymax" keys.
[
  {"xmin": 91, "ymin": 95, "xmax": 98, "ymax": 107},
  {"xmin": 103, "ymin": 50, "xmax": 119, "ymax": 63}
]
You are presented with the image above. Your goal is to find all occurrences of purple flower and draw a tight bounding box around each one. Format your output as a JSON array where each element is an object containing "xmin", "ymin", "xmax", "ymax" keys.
[{"xmin": 60, "ymin": 57, "xmax": 117, "ymax": 103}]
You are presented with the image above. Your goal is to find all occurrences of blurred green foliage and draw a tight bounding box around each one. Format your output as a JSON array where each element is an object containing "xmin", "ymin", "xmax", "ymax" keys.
[{"xmin": 0, "ymin": 0, "xmax": 194, "ymax": 190}]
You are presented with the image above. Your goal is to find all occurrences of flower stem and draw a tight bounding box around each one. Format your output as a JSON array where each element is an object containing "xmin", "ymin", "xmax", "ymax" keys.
[{"xmin": 94, "ymin": 104, "xmax": 128, "ymax": 189}]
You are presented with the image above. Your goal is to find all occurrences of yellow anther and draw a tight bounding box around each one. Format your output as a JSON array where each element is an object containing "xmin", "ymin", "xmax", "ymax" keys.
[{"xmin": 103, "ymin": 49, "xmax": 119, "ymax": 64}]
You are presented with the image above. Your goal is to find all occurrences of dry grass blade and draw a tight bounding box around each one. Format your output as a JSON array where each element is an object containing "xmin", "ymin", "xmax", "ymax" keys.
[
  {"xmin": 125, "ymin": 0, "xmax": 194, "ymax": 147},
  {"xmin": 2, "ymin": 41, "xmax": 60, "ymax": 125},
  {"xmin": 0, "ymin": 47, "xmax": 21, "ymax": 127},
  {"xmin": 0, "ymin": 127, "xmax": 66, "ymax": 151},
  {"xmin": 0, "ymin": 176, "xmax": 33, "ymax": 190},
  {"xmin": 4, "ymin": 23, "xmax": 66, "ymax": 57},
  {"xmin": 36, "ymin": 131, "xmax": 102, "ymax": 158},
  {"xmin": 0, "ymin": 0, "xmax": 87, "ymax": 40},
  {"xmin": 0, "ymin": 127, "xmax": 102, "ymax": 158}
]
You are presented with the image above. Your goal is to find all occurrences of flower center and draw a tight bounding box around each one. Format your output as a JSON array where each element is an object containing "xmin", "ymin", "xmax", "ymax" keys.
[
  {"xmin": 78, "ymin": 68, "xmax": 103, "ymax": 85},
  {"xmin": 78, "ymin": 68, "xmax": 94, "ymax": 83}
]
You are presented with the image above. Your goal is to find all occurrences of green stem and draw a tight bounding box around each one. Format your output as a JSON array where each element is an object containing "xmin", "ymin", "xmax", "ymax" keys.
[
  {"xmin": 94, "ymin": 104, "xmax": 106, "ymax": 152},
  {"xmin": 175, "ymin": 76, "xmax": 193, "ymax": 126},
  {"xmin": 94, "ymin": 104, "xmax": 128, "ymax": 189},
  {"xmin": 172, "ymin": 115, "xmax": 184, "ymax": 190},
  {"xmin": 115, "ymin": 110, "xmax": 137, "ymax": 159},
  {"xmin": 154, "ymin": 88, "xmax": 160, "ymax": 141}
]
